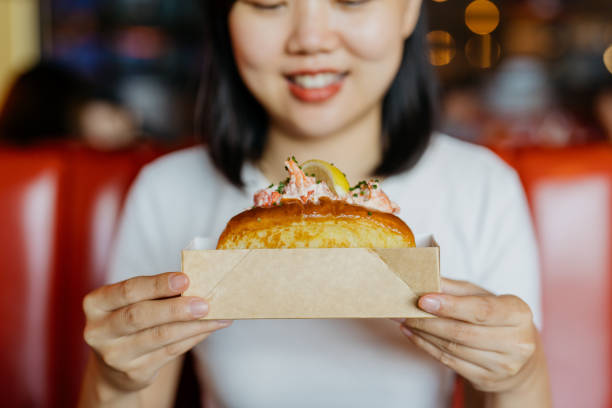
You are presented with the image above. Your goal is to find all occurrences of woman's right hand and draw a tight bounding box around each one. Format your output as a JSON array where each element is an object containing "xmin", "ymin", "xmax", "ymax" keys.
[{"xmin": 83, "ymin": 272, "xmax": 232, "ymax": 393}]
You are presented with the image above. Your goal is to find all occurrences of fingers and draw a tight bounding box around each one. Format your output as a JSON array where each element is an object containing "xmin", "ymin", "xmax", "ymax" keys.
[
  {"xmin": 440, "ymin": 278, "xmax": 491, "ymax": 296},
  {"xmin": 402, "ymin": 326, "xmax": 493, "ymax": 384},
  {"xmin": 409, "ymin": 328, "xmax": 510, "ymax": 373},
  {"xmin": 129, "ymin": 330, "xmax": 216, "ymax": 380},
  {"xmin": 402, "ymin": 317, "xmax": 510, "ymax": 353},
  {"xmin": 416, "ymin": 293, "xmax": 531, "ymax": 327},
  {"xmin": 84, "ymin": 273, "xmax": 189, "ymax": 316},
  {"xmin": 126, "ymin": 319, "xmax": 233, "ymax": 358},
  {"xmin": 402, "ymin": 327, "xmax": 531, "ymax": 391},
  {"xmin": 105, "ymin": 331, "xmax": 213, "ymax": 388},
  {"xmin": 87, "ymin": 316, "xmax": 232, "ymax": 389},
  {"xmin": 104, "ymin": 296, "xmax": 210, "ymax": 336}
]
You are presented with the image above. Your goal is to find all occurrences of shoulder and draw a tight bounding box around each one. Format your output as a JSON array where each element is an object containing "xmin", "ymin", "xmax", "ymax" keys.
[
  {"xmin": 402, "ymin": 133, "xmax": 522, "ymax": 198},
  {"xmin": 139, "ymin": 145, "xmax": 215, "ymax": 183},
  {"xmin": 427, "ymin": 133, "xmax": 517, "ymax": 181},
  {"xmin": 133, "ymin": 145, "xmax": 224, "ymax": 196}
]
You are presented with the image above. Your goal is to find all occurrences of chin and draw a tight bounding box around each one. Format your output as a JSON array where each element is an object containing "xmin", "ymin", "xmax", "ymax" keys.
[
  {"xmin": 282, "ymin": 104, "xmax": 362, "ymax": 139},
  {"xmin": 285, "ymin": 115, "xmax": 355, "ymax": 140}
]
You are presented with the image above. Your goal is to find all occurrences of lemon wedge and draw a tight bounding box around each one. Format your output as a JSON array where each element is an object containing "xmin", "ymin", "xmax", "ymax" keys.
[{"xmin": 301, "ymin": 159, "xmax": 351, "ymax": 197}]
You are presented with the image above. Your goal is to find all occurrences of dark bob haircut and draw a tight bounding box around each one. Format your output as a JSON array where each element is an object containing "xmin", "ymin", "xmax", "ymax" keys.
[{"xmin": 198, "ymin": 1, "xmax": 438, "ymax": 188}]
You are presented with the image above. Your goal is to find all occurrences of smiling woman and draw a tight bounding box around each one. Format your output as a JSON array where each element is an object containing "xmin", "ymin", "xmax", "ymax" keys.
[
  {"xmin": 79, "ymin": 1, "xmax": 551, "ymax": 407},
  {"xmin": 199, "ymin": 0, "xmax": 437, "ymax": 186}
]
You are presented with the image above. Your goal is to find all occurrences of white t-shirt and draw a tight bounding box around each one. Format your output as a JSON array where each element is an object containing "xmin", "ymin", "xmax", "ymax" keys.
[{"xmin": 108, "ymin": 134, "xmax": 541, "ymax": 408}]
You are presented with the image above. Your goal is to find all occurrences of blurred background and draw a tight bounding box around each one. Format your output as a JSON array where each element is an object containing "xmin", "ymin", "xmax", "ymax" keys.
[
  {"xmin": 1, "ymin": 0, "xmax": 611, "ymax": 148},
  {"xmin": 0, "ymin": 1, "xmax": 611, "ymax": 408}
]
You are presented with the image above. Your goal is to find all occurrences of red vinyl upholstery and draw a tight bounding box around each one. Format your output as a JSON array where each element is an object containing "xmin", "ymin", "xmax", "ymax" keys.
[
  {"xmin": 0, "ymin": 143, "xmax": 163, "ymax": 408},
  {"xmin": 0, "ymin": 143, "xmax": 611, "ymax": 407},
  {"xmin": 0, "ymin": 149, "xmax": 64, "ymax": 408},
  {"xmin": 516, "ymin": 145, "xmax": 612, "ymax": 408},
  {"xmin": 54, "ymin": 146, "xmax": 161, "ymax": 408}
]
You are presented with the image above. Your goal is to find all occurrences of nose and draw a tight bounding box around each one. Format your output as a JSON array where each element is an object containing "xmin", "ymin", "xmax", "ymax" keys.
[{"xmin": 286, "ymin": 1, "xmax": 338, "ymax": 55}]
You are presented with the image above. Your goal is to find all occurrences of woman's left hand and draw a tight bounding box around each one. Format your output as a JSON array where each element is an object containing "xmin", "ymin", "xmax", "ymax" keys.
[{"xmin": 396, "ymin": 278, "xmax": 540, "ymax": 394}]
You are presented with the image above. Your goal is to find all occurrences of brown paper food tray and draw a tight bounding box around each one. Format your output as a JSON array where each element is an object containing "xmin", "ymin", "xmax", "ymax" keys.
[{"xmin": 182, "ymin": 235, "xmax": 440, "ymax": 319}]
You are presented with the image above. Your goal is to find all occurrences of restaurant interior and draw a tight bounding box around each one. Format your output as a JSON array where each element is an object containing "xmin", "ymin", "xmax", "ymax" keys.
[{"xmin": 0, "ymin": 0, "xmax": 611, "ymax": 407}]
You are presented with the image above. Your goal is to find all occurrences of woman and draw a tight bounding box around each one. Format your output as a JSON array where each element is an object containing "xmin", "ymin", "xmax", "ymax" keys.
[{"xmin": 79, "ymin": 1, "xmax": 551, "ymax": 407}]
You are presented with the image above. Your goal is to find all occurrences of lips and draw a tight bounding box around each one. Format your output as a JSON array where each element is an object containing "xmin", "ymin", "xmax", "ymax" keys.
[{"xmin": 285, "ymin": 70, "xmax": 348, "ymax": 103}]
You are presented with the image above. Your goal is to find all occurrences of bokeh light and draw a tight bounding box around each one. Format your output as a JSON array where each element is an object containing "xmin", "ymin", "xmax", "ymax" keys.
[
  {"xmin": 604, "ymin": 45, "xmax": 612, "ymax": 74},
  {"xmin": 465, "ymin": 0, "xmax": 500, "ymax": 35},
  {"xmin": 427, "ymin": 31, "xmax": 456, "ymax": 66},
  {"xmin": 465, "ymin": 35, "xmax": 501, "ymax": 68}
]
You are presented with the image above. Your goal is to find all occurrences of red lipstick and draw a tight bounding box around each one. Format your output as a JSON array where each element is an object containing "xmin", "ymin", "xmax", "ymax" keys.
[{"xmin": 285, "ymin": 69, "xmax": 347, "ymax": 103}]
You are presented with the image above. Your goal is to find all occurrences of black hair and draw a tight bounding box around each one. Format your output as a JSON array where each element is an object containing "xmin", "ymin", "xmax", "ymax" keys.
[{"xmin": 197, "ymin": 1, "xmax": 438, "ymax": 187}]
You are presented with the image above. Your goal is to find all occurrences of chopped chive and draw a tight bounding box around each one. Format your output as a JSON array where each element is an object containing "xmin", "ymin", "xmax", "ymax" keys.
[
  {"xmin": 257, "ymin": 217, "xmax": 262, "ymax": 222},
  {"xmin": 268, "ymin": 183, "xmax": 274, "ymax": 188},
  {"xmin": 292, "ymin": 156, "xmax": 298, "ymax": 163},
  {"xmin": 317, "ymin": 180, "xmax": 322, "ymax": 184},
  {"xmin": 368, "ymin": 211, "xmax": 372, "ymax": 216},
  {"xmin": 373, "ymin": 185, "xmax": 378, "ymax": 189},
  {"xmin": 353, "ymin": 193, "xmax": 358, "ymax": 198}
]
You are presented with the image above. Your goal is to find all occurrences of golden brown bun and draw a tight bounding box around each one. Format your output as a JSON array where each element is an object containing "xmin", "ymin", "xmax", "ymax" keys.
[{"xmin": 216, "ymin": 197, "xmax": 415, "ymax": 249}]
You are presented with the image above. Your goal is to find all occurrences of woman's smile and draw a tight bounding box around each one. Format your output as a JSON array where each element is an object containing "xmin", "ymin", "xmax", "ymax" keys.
[{"xmin": 285, "ymin": 69, "xmax": 349, "ymax": 103}]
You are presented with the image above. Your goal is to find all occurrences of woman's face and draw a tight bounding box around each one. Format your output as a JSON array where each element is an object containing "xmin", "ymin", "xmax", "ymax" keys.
[{"xmin": 229, "ymin": 0, "xmax": 423, "ymax": 139}]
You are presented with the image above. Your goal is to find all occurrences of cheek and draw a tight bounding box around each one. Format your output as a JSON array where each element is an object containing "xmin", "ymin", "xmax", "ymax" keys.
[
  {"xmin": 341, "ymin": 10, "xmax": 404, "ymax": 62},
  {"xmin": 228, "ymin": 9, "xmax": 285, "ymax": 76},
  {"xmin": 338, "ymin": 11, "xmax": 406, "ymax": 105}
]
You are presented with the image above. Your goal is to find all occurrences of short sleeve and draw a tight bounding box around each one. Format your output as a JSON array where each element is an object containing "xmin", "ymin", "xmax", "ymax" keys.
[
  {"xmin": 106, "ymin": 166, "xmax": 167, "ymax": 284},
  {"xmin": 473, "ymin": 164, "xmax": 542, "ymax": 329}
]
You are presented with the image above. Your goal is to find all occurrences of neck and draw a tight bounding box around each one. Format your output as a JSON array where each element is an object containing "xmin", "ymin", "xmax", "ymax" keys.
[{"xmin": 257, "ymin": 106, "xmax": 383, "ymax": 186}]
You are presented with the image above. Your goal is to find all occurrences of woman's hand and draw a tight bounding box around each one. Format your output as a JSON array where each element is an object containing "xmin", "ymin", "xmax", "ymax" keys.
[
  {"xmin": 83, "ymin": 272, "xmax": 232, "ymax": 394},
  {"xmin": 395, "ymin": 278, "xmax": 548, "ymax": 399}
]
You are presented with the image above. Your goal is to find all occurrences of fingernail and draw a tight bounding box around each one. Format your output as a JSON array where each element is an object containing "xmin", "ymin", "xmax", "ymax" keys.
[
  {"xmin": 169, "ymin": 274, "xmax": 188, "ymax": 291},
  {"xmin": 401, "ymin": 326, "xmax": 413, "ymax": 337},
  {"xmin": 190, "ymin": 300, "xmax": 209, "ymax": 317},
  {"xmin": 420, "ymin": 296, "xmax": 441, "ymax": 313},
  {"xmin": 217, "ymin": 320, "xmax": 233, "ymax": 326}
]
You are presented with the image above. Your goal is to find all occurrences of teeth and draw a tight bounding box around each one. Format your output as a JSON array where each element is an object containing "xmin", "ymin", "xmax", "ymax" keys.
[{"xmin": 292, "ymin": 73, "xmax": 342, "ymax": 89}]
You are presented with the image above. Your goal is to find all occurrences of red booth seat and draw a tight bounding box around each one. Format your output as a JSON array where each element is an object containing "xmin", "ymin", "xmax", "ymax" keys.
[
  {"xmin": 0, "ymin": 150, "xmax": 65, "ymax": 408},
  {"xmin": 0, "ymin": 142, "xmax": 611, "ymax": 407},
  {"xmin": 515, "ymin": 146, "xmax": 612, "ymax": 408},
  {"xmin": 0, "ymin": 143, "xmax": 164, "ymax": 408},
  {"xmin": 55, "ymin": 145, "xmax": 167, "ymax": 408}
]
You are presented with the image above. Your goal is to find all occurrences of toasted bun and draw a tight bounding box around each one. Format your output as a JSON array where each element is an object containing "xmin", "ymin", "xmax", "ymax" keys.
[{"xmin": 216, "ymin": 197, "xmax": 415, "ymax": 249}]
